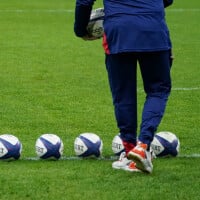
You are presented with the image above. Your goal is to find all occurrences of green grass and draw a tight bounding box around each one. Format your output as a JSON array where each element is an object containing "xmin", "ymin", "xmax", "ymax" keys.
[{"xmin": 0, "ymin": 0, "xmax": 200, "ymax": 199}]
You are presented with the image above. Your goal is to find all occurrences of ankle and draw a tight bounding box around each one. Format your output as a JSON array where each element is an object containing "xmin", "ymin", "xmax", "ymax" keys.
[{"xmin": 122, "ymin": 141, "xmax": 135, "ymax": 155}]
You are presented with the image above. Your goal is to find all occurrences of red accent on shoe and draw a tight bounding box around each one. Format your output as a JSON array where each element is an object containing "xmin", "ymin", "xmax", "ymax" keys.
[
  {"xmin": 129, "ymin": 142, "xmax": 148, "ymax": 159},
  {"xmin": 128, "ymin": 162, "xmax": 137, "ymax": 170},
  {"xmin": 131, "ymin": 148, "xmax": 146, "ymax": 158}
]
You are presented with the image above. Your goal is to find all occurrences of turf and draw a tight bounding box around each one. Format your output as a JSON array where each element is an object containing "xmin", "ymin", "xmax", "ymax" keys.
[{"xmin": 0, "ymin": 0, "xmax": 200, "ymax": 199}]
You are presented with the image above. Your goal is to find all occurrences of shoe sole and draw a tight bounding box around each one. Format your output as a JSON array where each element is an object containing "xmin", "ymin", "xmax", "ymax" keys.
[
  {"xmin": 127, "ymin": 152, "xmax": 153, "ymax": 173},
  {"xmin": 112, "ymin": 165, "xmax": 141, "ymax": 172}
]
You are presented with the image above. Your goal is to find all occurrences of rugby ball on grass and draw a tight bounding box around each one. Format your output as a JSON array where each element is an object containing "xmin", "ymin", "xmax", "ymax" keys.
[
  {"xmin": 35, "ymin": 133, "xmax": 64, "ymax": 160},
  {"xmin": 0, "ymin": 134, "xmax": 22, "ymax": 160},
  {"xmin": 112, "ymin": 134, "xmax": 125, "ymax": 156},
  {"xmin": 151, "ymin": 131, "xmax": 180, "ymax": 157},
  {"xmin": 74, "ymin": 133, "xmax": 103, "ymax": 157},
  {"xmin": 87, "ymin": 8, "xmax": 104, "ymax": 38}
]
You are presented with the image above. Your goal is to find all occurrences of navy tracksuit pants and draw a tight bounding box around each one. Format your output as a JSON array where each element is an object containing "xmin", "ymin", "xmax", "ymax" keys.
[{"xmin": 105, "ymin": 50, "xmax": 172, "ymax": 147}]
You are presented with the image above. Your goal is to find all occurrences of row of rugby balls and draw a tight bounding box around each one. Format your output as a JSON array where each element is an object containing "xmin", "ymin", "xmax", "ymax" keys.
[{"xmin": 0, "ymin": 131, "xmax": 180, "ymax": 160}]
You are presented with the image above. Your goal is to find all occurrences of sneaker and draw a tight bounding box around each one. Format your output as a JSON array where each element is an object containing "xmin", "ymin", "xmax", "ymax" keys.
[
  {"xmin": 112, "ymin": 152, "xmax": 141, "ymax": 172},
  {"xmin": 127, "ymin": 142, "xmax": 153, "ymax": 173},
  {"xmin": 124, "ymin": 161, "xmax": 141, "ymax": 172},
  {"xmin": 150, "ymin": 146, "xmax": 156, "ymax": 160}
]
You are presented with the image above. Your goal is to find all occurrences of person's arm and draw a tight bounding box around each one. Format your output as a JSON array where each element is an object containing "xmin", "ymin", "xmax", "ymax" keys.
[
  {"xmin": 74, "ymin": 0, "xmax": 96, "ymax": 38},
  {"xmin": 163, "ymin": 0, "xmax": 173, "ymax": 8},
  {"xmin": 74, "ymin": 5, "xmax": 92, "ymax": 37}
]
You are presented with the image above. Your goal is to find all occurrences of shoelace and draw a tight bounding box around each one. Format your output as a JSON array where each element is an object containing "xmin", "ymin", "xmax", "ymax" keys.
[{"xmin": 119, "ymin": 152, "xmax": 126, "ymax": 161}]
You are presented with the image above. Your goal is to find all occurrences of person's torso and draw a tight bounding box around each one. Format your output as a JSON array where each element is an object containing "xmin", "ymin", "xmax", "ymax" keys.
[{"xmin": 103, "ymin": 0, "xmax": 172, "ymax": 54}]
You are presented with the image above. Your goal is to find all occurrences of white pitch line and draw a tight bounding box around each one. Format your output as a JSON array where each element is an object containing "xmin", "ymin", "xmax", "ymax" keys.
[
  {"xmin": 0, "ymin": 9, "xmax": 74, "ymax": 13},
  {"xmin": 178, "ymin": 154, "xmax": 200, "ymax": 158},
  {"xmin": 0, "ymin": 8, "xmax": 199, "ymax": 13},
  {"xmin": 172, "ymin": 87, "xmax": 200, "ymax": 91},
  {"xmin": 23, "ymin": 156, "xmax": 117, "ymax": 161},
  {"xmin": 23, "ymin": 154, "xmax": 200, "ymax": 161},
  {"xmin": 137, "ymin": 87, "xmax": 200, "ymax": 92},
  {"xmin": 167, "ymin": 8, "xmax": 200, "ymax": 12}
]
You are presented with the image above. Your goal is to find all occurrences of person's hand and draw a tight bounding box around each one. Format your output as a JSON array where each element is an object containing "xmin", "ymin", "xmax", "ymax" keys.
[
  {"xmin": 169, "ymin": 49, "xmax": 174, "ymax": 67},
  {"xmin": 82, "ymin": 34, "xmax": 101, "ymax": 41}
]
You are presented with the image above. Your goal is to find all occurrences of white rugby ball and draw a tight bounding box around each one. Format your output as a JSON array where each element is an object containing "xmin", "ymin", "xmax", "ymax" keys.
[
  {"xmin": 151, "ymin": 131, "xmax": 180, "ymax": 157},
  {"xmin": 112, "ymin": 134, "xmax": 125, "ymax": 156},
  {"xmin": 74, "ymin": 133, "xmax": 103, "ymax": 157},
  {"xmin": 0, "ymin": 134, "xmax": 22, "ymax": 160},
  {"xmin": 35, "ymin": 133, "xmax": 64, "ymax": 160},
  {"xmin": 87, "ymin": 8, "xmax": 104, "ymax": 38}
]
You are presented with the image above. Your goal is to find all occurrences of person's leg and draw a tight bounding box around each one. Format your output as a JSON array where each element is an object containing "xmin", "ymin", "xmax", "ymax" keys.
[
  {"xmin": 138, "ymin": 50, "xmax": 172, "ymax": 148},
  {"xmin": 127, "ymin": 50, "xmax": 172, "ymax": 173},
  {"xmin": 105, "ymin": 53, "xmax": 138, "ymax": 150}
]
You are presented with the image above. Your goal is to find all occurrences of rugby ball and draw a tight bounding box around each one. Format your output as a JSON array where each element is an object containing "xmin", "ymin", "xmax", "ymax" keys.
[
  {"xmin": 0, "ymin": 134, "xmax": 22, "ymax": 160},
  {"xmin": 151, "ymin": 131, "xmax": 180, "ymax": 157},
  {"xmin": 74, "ymin": 133, "xmax": 103, "ymax": 157},
  {"xmin": 87, "ymin": 8, "xmax": 104, "ymax": 38},
  {"xmin": 35, "ymin": 133, "xmax": 64, "ymax": 160},
  {"xmin": 112, "ymin": 134, "xmax": 125, "ymax": 156}
]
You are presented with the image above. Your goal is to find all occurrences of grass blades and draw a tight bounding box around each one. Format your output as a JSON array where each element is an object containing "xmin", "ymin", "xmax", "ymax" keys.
[{"xmin": 0, "ymin": 0, "xmax": 200, "ymax": 199}]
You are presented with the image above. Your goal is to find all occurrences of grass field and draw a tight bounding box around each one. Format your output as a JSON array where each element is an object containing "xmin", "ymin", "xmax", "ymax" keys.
[{"xmin": 0, "ymin": 0, "xmax": 200, "ymax": 199}]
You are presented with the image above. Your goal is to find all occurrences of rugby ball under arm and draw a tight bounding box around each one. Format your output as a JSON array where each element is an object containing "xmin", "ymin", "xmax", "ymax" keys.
[{"xmin": 87, "ymin": 8, "xmax": 104, "ymax": 38}]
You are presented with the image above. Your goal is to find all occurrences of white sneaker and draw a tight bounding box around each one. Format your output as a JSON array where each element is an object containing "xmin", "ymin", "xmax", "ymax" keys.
[
  {"xmin": 112, "ymin": 152, "xmax": 141, "ymax": 172},
  {"xmin": 127, "ymin": 142, "xmax": 153, "ymax": 173}
]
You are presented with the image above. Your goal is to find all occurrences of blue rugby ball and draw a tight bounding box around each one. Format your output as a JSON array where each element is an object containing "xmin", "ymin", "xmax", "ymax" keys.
[
  {"xmin": 35, "ymin": 133, "xmax": 64, "ymax": 160},
  {"xmin": 74, "ymin": 133, "xmax": 103, "ymax": 157},
  {"xmin": 0, "ymin": 134, "xmax": 22, "ymax": 160},
  {"xmin": 151, "ymin": 131, "xmax": 180, "ymax": 157}
]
